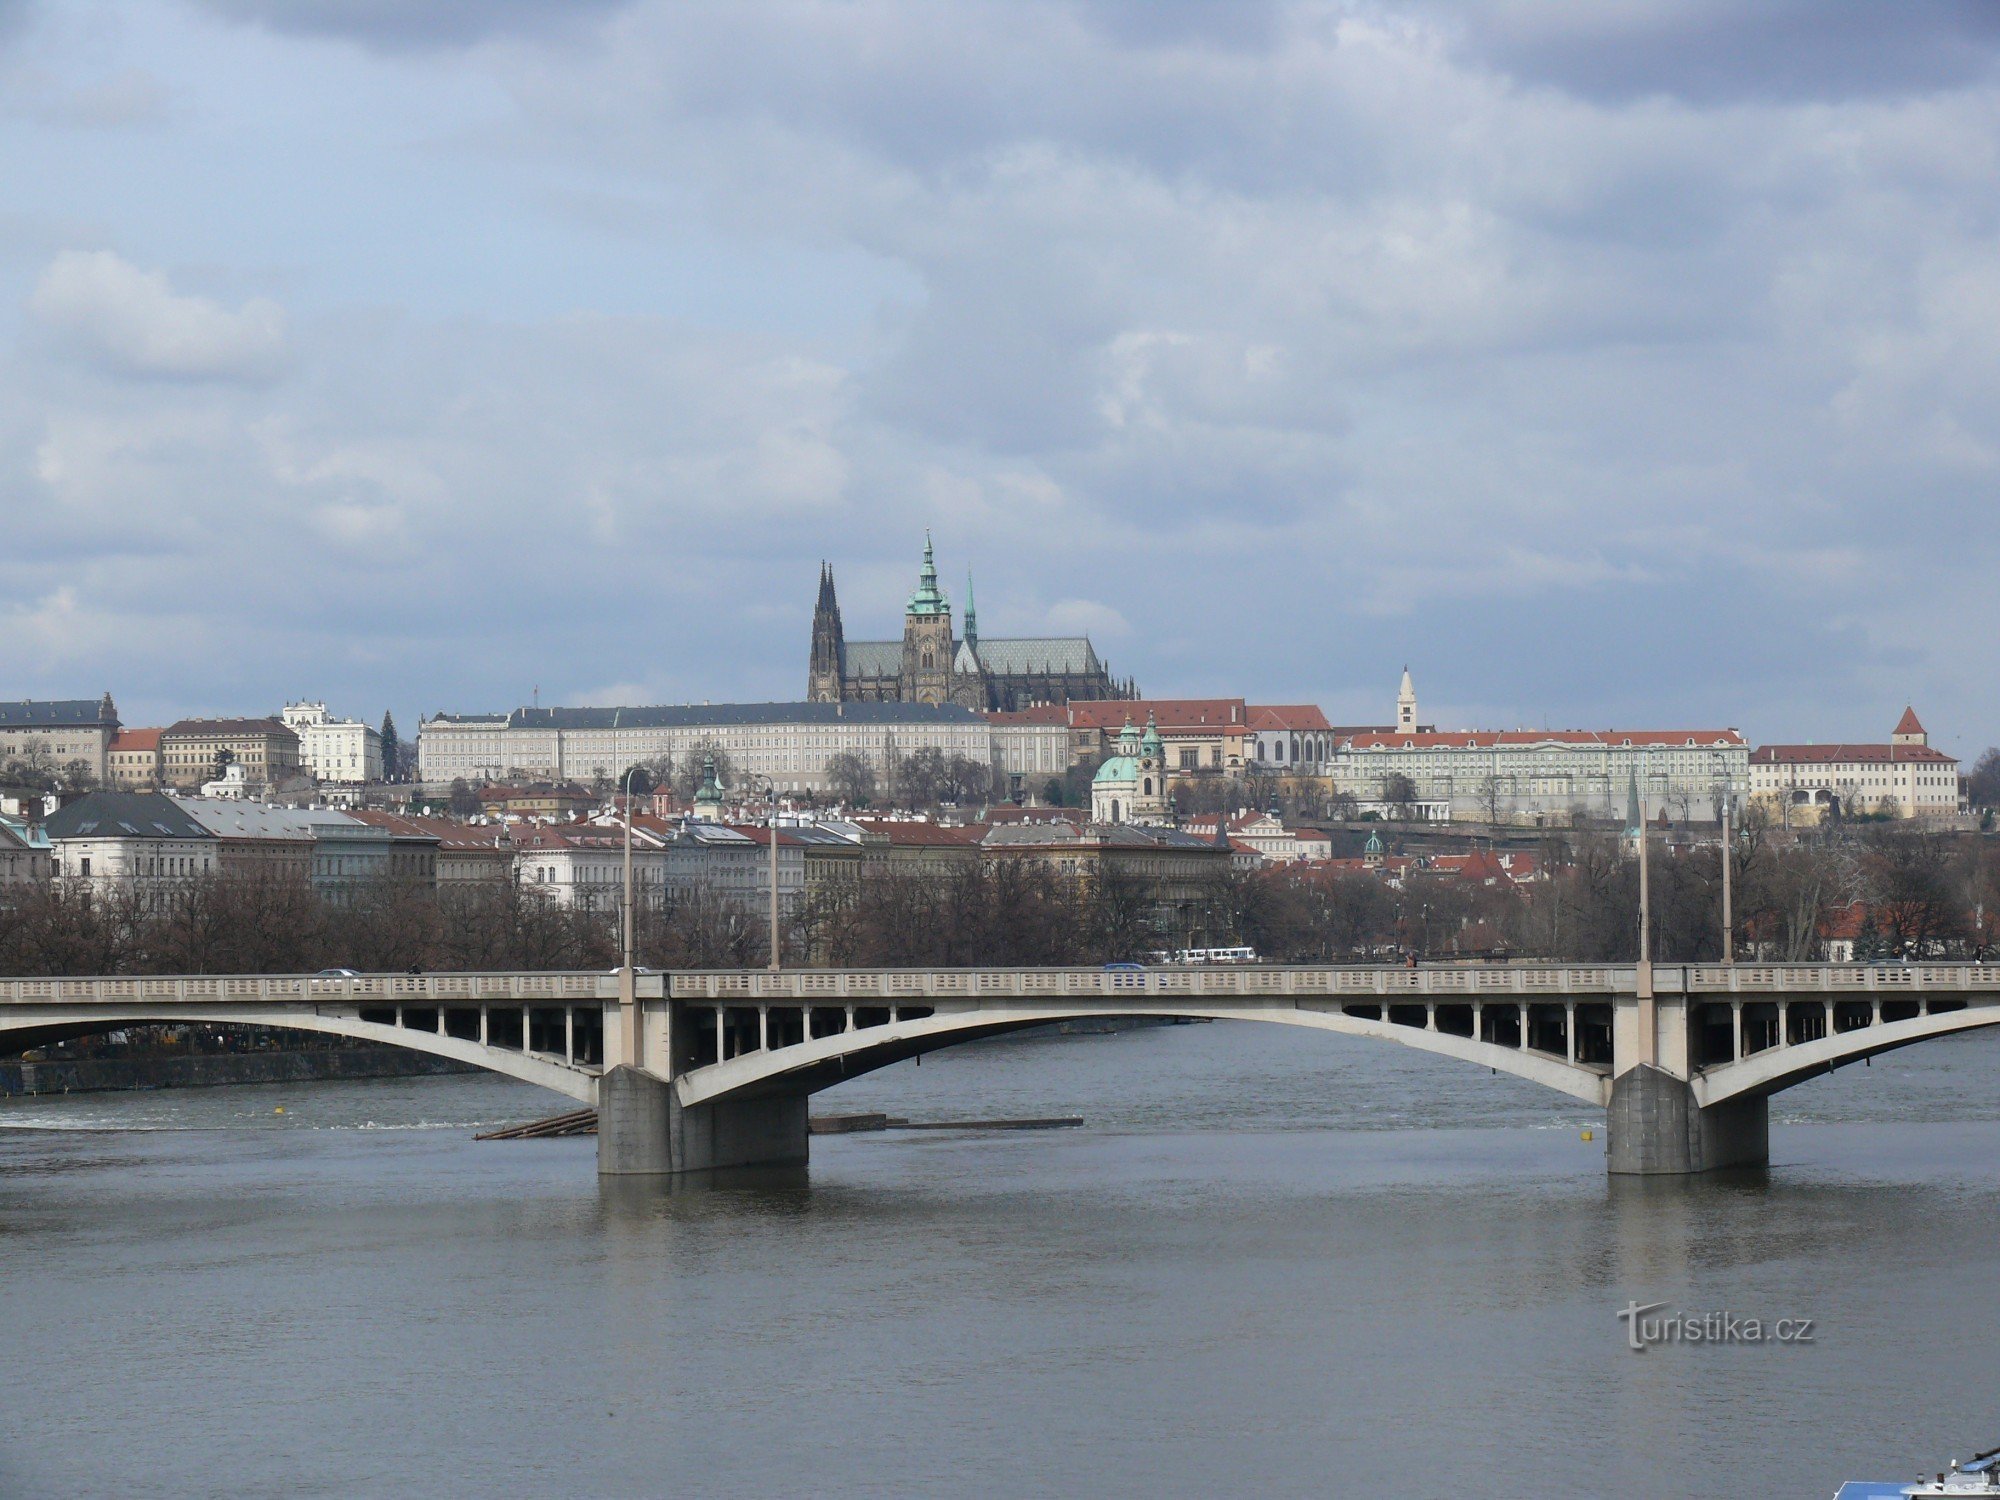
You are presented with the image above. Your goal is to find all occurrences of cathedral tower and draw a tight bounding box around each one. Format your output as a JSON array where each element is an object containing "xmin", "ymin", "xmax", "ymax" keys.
[
  {"xmin": 899, "ymin": 533, "xmax": 954, "ymax": 705},
  {"xmin": 1397, "ymin": 666, "xmax": 1418, "ymax": 735},
  {"xmin": 807, "ymin": 562, "xmax": 847, "ymax": 703}
]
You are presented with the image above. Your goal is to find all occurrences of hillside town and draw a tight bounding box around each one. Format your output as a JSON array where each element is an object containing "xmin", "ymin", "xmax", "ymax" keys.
[{"xmin": 3, "ymin": 544, "xmax": 1996, "ymax": 973}]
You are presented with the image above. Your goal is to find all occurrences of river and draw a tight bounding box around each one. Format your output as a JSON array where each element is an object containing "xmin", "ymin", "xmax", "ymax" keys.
[{"xmin": 4, "ymin": 1021, "xmax": 1998, "ymax": 1499}]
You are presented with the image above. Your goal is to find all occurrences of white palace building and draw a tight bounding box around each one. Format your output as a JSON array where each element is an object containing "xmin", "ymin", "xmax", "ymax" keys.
[{"xmin": 1323, "ymin": 672, "xmax": 1749, "ymax": 825}]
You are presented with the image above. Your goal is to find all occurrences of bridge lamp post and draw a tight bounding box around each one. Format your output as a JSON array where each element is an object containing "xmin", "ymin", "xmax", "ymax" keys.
[
  {"xmin": 617, "ymin": 766, "xmax": 642, "ymax": 1067},
  {"xmin": 1720, "ymin": 793, "xmax": 1735, "ymax": 965},
  {"xmin": 745, "ymin": 773, "xmax": 782, "ymax": 972}
]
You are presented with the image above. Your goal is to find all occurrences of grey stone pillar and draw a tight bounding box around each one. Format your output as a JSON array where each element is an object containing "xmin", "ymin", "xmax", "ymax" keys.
[
  {"xmin": 1606, "ymin": 1064, "xmax": 1768, "ymax": 1175},
  {"xmin": 597, "ymin": 1065, "xmax": 674, "ymax": 1175},
  {"xmin": 597, "ymin": 1066, "xmax": 810, "ymax": 1176}
]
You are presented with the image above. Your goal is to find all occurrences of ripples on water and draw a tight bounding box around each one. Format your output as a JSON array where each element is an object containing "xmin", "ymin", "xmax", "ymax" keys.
[{"xmin": 3, "ymin": 1023, "xmax": 1998, "ymax": 1499}]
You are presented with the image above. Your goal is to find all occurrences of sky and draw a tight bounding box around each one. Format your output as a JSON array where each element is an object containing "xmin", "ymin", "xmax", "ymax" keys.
[{"xmin": 3, "ymin": 1, "xmax": 1999, "ymax": 759}]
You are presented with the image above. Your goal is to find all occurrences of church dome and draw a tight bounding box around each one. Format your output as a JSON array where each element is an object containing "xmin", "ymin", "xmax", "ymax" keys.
[
  {"xmin": 1364, "ymin": 831, "xmax": 1383, "ymax": 854},
  {"xmin": 1093, "ymin": 755, "xmax": 1139, "ymax": 784}
]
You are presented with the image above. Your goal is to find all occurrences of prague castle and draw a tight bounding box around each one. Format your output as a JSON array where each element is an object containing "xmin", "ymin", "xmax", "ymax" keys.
[{"xmin": 808, "ymin": 536, "xmax": 1133, "ymax": 711}]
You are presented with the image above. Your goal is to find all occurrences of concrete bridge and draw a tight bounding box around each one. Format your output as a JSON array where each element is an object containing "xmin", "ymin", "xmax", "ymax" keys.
[{"xmin": 4, "ymin": 963, "xmax": 1998, "ymax": 1177}]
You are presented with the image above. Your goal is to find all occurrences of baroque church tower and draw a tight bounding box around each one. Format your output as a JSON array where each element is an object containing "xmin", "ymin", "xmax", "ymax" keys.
[
  {"xmin": 898, "ymin": 533, "xmax": 954, "ymax": 705},
  {"xmin": 807, "ymin": 562, "xmax": 847, "ymax": 703}
]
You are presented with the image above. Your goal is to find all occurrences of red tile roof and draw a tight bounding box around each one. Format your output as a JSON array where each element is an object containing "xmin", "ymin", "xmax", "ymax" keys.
[
  {"xmin": 1346, "ymin": 729, "xmax": 1745, "ymax": 750},
  {"xmin": 986, "ymin": 706, "xmax": 1067, "ymax": 725},
  {"xmin": 1248, "ymin": 705, "xmax": 1333, "ymax": 732},
  {"xmin": 851, "ymin": 820, "xmax": 988, "ymax": 846},
  {"xmin": 1751, "ymin": 744, "xmax": 1956, "ymax": 766},
  {"xmin": 1066, "ymin": 699, "xmax": 1246, "ymax": 731},
  {"xmin": 1894, "ymin": 706, "xmax": 1926, "ymax": 736},
  {"xmin": 109, "ymin": 727, "xmax": 163, "ymax": 752}
]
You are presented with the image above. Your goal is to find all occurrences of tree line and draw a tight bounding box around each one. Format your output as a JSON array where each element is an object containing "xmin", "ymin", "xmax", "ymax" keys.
[{"xmin": 2, "ymin": 823, "xmax": 1995, "ymax": 981}]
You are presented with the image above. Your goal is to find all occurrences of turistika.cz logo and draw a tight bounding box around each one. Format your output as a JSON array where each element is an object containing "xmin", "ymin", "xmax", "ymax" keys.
[{"xmin": 1617, "ymin": 1301, "xmax": 1816, "ymax": 1352}]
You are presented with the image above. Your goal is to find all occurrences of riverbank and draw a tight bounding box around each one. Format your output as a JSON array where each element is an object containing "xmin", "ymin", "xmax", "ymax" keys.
[{"xmin": 0, "ymin": 1047, "xmax": 475, "ymax": 1097}]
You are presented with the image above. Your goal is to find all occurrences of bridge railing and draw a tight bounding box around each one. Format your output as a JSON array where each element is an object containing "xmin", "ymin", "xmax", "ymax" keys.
[
  {"xmin": 0, "ymin": 972, "xmax": 645, "ymax": 1006},
  {"xmin": 1680, "ymin": 964, "xmax": 2000, "ymax": 993},
  {"xmin": 666, "ymin": 965, "xmax": 1629, "ymax": 1001}
]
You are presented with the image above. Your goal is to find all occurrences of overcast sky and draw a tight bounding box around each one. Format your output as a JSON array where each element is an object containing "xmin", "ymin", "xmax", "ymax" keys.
[{"xmin": 4, "ymin": 2, "xmax": 1998, "ymax": 756}]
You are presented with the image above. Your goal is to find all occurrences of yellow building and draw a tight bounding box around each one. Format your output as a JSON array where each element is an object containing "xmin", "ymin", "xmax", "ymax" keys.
[
  {"xmin": 159, "ymin": 718, "xmax": 304, "ymax": 792},
  {"xmin": 1749, "ymin": 709, "xmax": 1962, "ymax": 823}
]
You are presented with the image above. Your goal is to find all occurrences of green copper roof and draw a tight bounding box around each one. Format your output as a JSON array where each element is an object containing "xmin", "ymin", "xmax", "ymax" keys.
[
  {"xmin": 1140, "ymin": 711, "xmax": 1163, "ymax": 757},
  {"xmin": 1093, "ymin": 755, "xmax": 1140, "ymax": 783},
  {"xmin": 906, "ymin": 531, "xmax": 950, "ymax": 617}
]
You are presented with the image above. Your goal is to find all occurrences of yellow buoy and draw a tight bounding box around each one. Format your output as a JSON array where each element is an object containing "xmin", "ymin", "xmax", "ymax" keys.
[
  {"xmin": 1580, "ymin": 1128, "xmax": 1594, "ymax": 1142},
  {"xmin": 274, "ymin": 1107, "xmax": 285, "ymax": 1115}
]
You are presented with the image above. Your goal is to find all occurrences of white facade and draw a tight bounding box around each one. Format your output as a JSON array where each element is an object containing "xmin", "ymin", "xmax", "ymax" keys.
[
  {"xmin": 988, "ymin": 712, "xmax": 1070, "ymax": 795},
  {"xmin": 52, "ymin": 833, "xmax": 214, "ymax": 885},
  {"xmin": 283, "ymin": 702, "xmax": 384, "ymax": 786},
  {"xmin": 515, "ymin": 827, "xmax": 669, "ymax": 909},
  {"xmin": 1327, "ymin": 729, "xmax": 1749, "ymax": 825},
  {"xmin": 1748, "ymin": 711, "xmax": 1960, "ymax": 821},
  {"xmin": 418, "ymin": 703, "xmax": 995, "ymax": 795},
  {"xmin": 0, "ymin": 816, "xmax": 50, "ymax": 884}
]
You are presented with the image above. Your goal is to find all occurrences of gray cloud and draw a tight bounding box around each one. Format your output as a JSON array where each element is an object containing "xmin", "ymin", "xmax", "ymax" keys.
[
  {"xmin": 7, "ymin": 1, "xmax": 2000, "ymax": 749},
  {"xmin": 197, "ymin": 0, "xmax": 630, "ymax": 51},
  {"xmin": 1439, "ymin": 0, "xmax": 2000, "ymax": 105}
]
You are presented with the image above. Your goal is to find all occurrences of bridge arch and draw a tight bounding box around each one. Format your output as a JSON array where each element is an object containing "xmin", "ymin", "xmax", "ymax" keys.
[
  {"xmin": 0, "ymin": 1005, "xmax": 599, "ymax": 1103},
  {"xmin": 671, "ymin": 997, "xmax": 1611, "ymax": 1111},
  {"xmin": 1694, "ymin": 1002, "xmax": 2000, "ymax": 1107}
]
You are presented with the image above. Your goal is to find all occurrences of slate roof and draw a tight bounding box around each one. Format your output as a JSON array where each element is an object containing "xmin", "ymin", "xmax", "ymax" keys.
[
  {"xmin": 43, "ymin": 792, "xmax": 213, "ymax": 842},
  {"xmin": 844, "ymin": 637, "xmax": 1102, "ymax": 679},
  {"xmin": 168, "ymin": 797, "xmax": 314, "ymax": 841},
  {"xmin": 0, "ymin": 699, "xmax": 111, "ymax": 728}
]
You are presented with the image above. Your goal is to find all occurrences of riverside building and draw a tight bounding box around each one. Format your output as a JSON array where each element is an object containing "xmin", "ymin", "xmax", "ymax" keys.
[
  {"xmin": 417, "ymin": 701, "xmax": 994, "ymax": 795},
  {"xmin": 1322, "ymin": 672, "xmax": 1748, "ymax": 825}
]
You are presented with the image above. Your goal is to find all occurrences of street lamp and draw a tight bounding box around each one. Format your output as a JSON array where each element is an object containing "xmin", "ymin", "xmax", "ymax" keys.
[
  {"xmin": 617, "ymin": 765, "xmax": 644, "ymax": 1068},
  {"xmin": 1720, "ymin": 792, "xmax": 1734, "ymax": 965},
  {"xmin": 744, "ymin": 773, "xmax": 782, "ymax": 972}
]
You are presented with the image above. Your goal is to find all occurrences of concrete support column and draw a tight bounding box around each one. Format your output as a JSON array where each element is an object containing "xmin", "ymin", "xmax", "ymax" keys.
[
  {"xmin": 479, "ymin": 1005, "xmax": 489, "ymax": 1046},
  {"xmin": 596, "ymin": 1067, "xmax": 810, "ymax": 1177},
  {"xmin": 1823, "ymin": 999, "xmax": 1835, "ymax": 1040},
  {"xmin": 565, "ymin": 1006, "xmax": 575, "ymax": 1065},
  {"xmin": 714, "ymin": 1006, "xmax": 725, "ymax": 1062},
  {"xmin": 1565, "ymin": 1003, "xmax": 1577, "ymax": 1064},
  {"xmin": 1606, "ymin": 1065, "xmax": 1768, "ymax": 1175},
  {"xmin": 1776, "ymin": 1000, "xmax": 1789, "ymax": 1047},
  {"xmin": 758, "ymin": 1006, "xmax": 769, "ymax": 1051},
  {"xmin": 1731, "ymin": 1001, "xmax": 1743, "ymax": 1061},
  {"xmin": 1872, "ymin": 996, "xmax": 1883, "ymax": 1027},
  {"xmin": 845, "ymin": 1006, "xmax": 856, "ymax": 1033},
  {"xmin": 1425, "ymin": 1003, "xmax": 1436, "ymax": 1031},
  {"xmin": 1473, "ymin": 1002, "xmax": 1485, "ymax": 1043}
]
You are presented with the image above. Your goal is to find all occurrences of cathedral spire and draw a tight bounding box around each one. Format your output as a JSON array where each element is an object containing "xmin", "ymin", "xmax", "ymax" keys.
[
  {"xmin": 964, "ymin": 568, "xmax": 978, "ymax": 646},
  {"xmin": 808, "ymin": 560, "xmax": 847, "ymax": 702},
  {"xmin": 906, "ymin": 530, "xmax": 949, "ymax": 616}
]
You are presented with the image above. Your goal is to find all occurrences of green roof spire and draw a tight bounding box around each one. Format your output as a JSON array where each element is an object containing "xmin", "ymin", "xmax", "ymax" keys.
[
  {"xmin": 906, "ymin": 530, "xmax": 949, "ymax": 616},
  {"xmin": 964, "ymin": 567, "xmax": 978, "ymax": 644}
]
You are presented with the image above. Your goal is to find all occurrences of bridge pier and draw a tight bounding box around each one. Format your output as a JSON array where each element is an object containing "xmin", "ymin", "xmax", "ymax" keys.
[
  {"xmin": 596, "ymin": 1066, "xmax": 809, "ymax": 1176},
  {"xmin": 1606, "ymin": 1064, "xmax": 1768, "ymax": 1175}
]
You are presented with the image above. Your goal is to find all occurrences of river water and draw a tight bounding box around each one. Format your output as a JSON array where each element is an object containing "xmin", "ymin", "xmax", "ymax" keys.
[{"xmin": 4, "ymin": 1022, "xmax": 1999, "ymax": 1499}]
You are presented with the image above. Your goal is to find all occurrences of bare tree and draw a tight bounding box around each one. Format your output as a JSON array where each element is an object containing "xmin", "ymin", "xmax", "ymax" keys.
[
  {"xmin": 672, "ymin": 739, "xmax": 737, "ymax": 799},
  {"xmin": 1965, "ymin": 748, "xmax": 2000, "ymax": 810}
]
